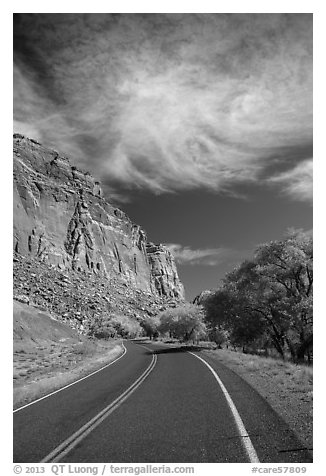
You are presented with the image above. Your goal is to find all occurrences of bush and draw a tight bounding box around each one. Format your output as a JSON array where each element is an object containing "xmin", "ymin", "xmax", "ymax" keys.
[
  {"xmin": 208, "ymin": 326, "xmax": 228, "ymax": 348},
  {"xmin": 140, "ymin": 316, "xmax": 160, "ymax": 339},
  {"xmin": 158, "ymin": 304, "xmax": 207, "ymax": 342},
  {"xmin": 89, "ymin": 314, "xmax": 142, "ymax": 339},
  {"xmin": 110, "ymin": 314, "xmax": 142, "ymax": 338}
]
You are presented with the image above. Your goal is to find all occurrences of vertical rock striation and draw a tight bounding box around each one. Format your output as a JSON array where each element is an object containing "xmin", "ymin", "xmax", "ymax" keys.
[
  {"xmin": 146, "ymin": 243, "xmax": 185, "ymax": 298},
  {"xmin": 13, "ymin": 134, "xmax": 185, "ymax": 299}
]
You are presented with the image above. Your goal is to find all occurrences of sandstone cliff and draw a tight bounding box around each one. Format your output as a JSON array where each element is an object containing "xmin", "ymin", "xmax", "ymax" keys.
[
  {"xmin": 13, "ymin": 133, "xmax": 185, "ymax": 301},
  {"xmin": 193, "ymin": 290, "xmax": 214, "ymax": 306},
  {"xmin": 146, "ymin": 243, "xmax": 184, "ymax": 299}
]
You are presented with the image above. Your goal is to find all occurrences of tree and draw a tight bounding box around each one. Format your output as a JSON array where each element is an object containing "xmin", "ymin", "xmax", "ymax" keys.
[
  {"xmin": 158, "ymin": 304, "xmax": 207, "ymax": 342},
  {"xmin": 109, "ymin": 314, "xmax": 142, "ymax": 338},
  {"xmin": 254, "ymin": 230, "xmax": 313, "ymax": 361},
  {"xmin": 207, "ymin": 326, "xmax": 228, "ymax": 348},
  {"xmin": 225, "ymin": 260, "xmax": 289, "ymax": 357},
  {"xmin": 204, "ymin": 280, "xmax": 267, "ymax": 353},
  {"xmin": 89, "ymin": 314, "xmax": 142, "ymax": 339},
  {"xmin": 202, "ymin": 230, "xmax": 312, "ymax": 362},
  {"xmin": 140, "ymin": 316, "xmax": 160, "ymax": 339}
]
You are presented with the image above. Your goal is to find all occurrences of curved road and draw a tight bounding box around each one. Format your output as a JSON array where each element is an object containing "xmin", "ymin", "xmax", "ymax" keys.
[{"xmin": 13, "ymin": 341, "xmax": 312, "ymax": 463}]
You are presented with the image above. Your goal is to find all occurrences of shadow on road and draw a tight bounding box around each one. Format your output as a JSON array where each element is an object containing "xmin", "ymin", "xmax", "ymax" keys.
[
  {"xmin": 130, "ymin": 339, "xmax": 216, "ymax": 355},
  {"xmin": 152, "ymin": 345, "xmax": 207, "ymax": 355}
]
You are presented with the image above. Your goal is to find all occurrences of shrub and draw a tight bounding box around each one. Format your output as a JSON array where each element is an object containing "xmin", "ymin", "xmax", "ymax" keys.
[
  {"xmin": 140, "ymin": 316, "xmax": 160, "ymax": 339},
  {"xmin": 88, "ymin": 314, "xmax": 142, "ymax": 339},
  {"xmin": 158, "ymin": 304, "xmax": 207, "ymax": 342}
]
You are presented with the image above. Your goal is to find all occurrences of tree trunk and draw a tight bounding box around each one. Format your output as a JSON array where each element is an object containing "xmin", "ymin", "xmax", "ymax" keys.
[
  {"xmin": 307, "ymin": 350, "xmax": 312, "ymax": 364},
  {"xmin": 271, "ymin": 334, "xmax": 285, "ymax": 359},
  {"xmin": 295, "ymin": 334, "xmax": 313, "ymax": 363},
  {"xmin": 285, "ymin": 336, "xmax": 296, "ymax": 362}
]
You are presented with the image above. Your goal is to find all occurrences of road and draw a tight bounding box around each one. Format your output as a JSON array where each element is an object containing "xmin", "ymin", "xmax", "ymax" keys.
[{"xmin": 13, "ymin": 341, "xmax": 313, "ymax": 463}]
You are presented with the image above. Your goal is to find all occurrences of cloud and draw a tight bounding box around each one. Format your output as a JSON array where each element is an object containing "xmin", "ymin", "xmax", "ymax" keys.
[
  {"xmin": 166, "ymin": 243, "xmax": 232, "ymax": 266},
  {"xmin": 267, "ymin": 159, "xmax": 313, "ymax": 203},
  {"xmin": 13, "ymin": 14, "xmax": 312, "ymax": 199}
]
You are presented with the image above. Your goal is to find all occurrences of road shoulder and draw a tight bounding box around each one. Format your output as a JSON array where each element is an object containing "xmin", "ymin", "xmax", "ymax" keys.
[
  {"xmin": 202, "ymin": 349, "xmax": 313, "ymax": 452},
  {"xmin": 13, "ymin": 340, "xmax": 124, "ymax": 410}
]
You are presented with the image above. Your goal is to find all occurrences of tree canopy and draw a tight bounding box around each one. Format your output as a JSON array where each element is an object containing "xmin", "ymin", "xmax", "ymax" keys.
[
  {"xmin": 158, "ymin": 303, "xmax": 207, "ymax": 342},
  {"xmin": 203, "ymin": 230, "xmax": 312, "ymax": 362}
]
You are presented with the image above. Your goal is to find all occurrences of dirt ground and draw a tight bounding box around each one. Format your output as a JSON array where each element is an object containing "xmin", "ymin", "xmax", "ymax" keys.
[
  {"xmin": 203, "ymin": 348, "xmax": 313, "ymax": 451},
  {"xmin": 13, "ymin": 339, "xmax": 123, "ymax": 409},
  {"xmin": 13, "ymin": 300, "xmax": 123, "ymax": 409}
]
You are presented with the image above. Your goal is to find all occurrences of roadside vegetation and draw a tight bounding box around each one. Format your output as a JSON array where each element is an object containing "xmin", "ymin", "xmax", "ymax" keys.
[
  {"xmin": 89, "ymin": 303, "xmax": 207, "ymax": 343},
  {"xmin": 202, "ymin": 347, "xmax": 313, "ymax": 449},
  {"xmin": 89, "ymin": 229, "xmax": 313, "ymax": 367},
  {"xmin": 14, "ymin": 230, "xmax": 313, "ymax": 443},
  {"xmin": 13, "ymin": 301, "xmax": 124, "ymax": 409},
  {"xmin": 31, "ymin": 228, "xmax": 311, "ymax": 374},
  {"xmin": 202, "ymin": 229, "xmax": 313, "ymax": 364},
  {"xmin": 89, "ymin": 313, "xmax": 143, "ymax": 339},
  {"xmin": 139, "ymin": 230, "xmax": 313, "ymax": 365},
  {"xmin": 13, "ymin": 339, "xmax": 123, "ymax": 409}
]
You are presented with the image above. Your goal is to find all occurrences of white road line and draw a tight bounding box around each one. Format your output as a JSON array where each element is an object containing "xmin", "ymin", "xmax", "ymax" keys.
[
  {"xmin": 13, "ymin": 341, "xmax": 127, "ymax": 413},
  {"xmin": 41, "ymin": 352, "xmax": 157, "ymax": 463},
  {"xmin": 188, "ymin": 351, "xmax": 260, "ymax": 463}
]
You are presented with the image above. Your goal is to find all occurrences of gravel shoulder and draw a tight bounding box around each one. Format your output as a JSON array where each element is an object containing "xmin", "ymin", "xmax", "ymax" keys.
[{"xmin": 202, "ymin": 348, "xmax": 313, "ymax": 450}]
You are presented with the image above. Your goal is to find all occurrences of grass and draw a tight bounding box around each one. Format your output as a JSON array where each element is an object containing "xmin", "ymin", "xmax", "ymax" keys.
[
  {"xmin": 203, "ymin": 348, "xmax": 313, "ymax": 449},
  {"xmin": 144, "ymin": 338, "xmax": 312, "ymax": 449},
  {"xmin": 13, "ymin": 300, "xmax": 125, "ymax": 409},
  {"xmin": 13, "ymin": 339, "xmax": 123, "ymax": 409},
  {"xmin": 207, "ymin": 350, "xmax": 312, "ymax": 390}
]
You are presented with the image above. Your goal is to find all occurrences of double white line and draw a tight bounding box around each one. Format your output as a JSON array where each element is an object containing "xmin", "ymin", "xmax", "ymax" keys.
[{"xmin": 41, "ymin": 351, "xmax": 157, "ymax": 463}]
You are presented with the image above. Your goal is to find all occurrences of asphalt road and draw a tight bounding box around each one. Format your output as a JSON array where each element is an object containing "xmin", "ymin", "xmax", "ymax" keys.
[{"xmin": 13, "ymin": 341, "xmax": 313, "ymax": 463}]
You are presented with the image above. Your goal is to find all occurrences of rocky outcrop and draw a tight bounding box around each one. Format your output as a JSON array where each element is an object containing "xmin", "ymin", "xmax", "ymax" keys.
[
  {"xmin": 146, "ymin": 243, "xmax": 185, "ymax": 298},
  {"xmin": 13, "ymin": 252, "xmax": 181, "ymax": 334},
  {"xmin": 13, "ymin": 134, "xmax": 185, "ymax": 301},
  {"xmin": 193, "ymin": 290, "xmax": 214, "ymax": 305}
]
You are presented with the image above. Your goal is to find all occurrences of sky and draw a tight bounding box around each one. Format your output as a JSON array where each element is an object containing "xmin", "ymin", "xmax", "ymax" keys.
[{"xmin": 13, "ymin": 13, "xmax": 313, "ymax": 300}]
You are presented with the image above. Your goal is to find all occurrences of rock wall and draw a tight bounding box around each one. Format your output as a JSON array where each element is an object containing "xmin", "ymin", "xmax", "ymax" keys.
[
  {"xmin": 13, "ymin": 134, "xmax": 185, "ymax": 299},
  {"xmin": 193, "ymin": 290, "xmax": 214, "ymax": 305},
  {"xmin": 146, "ymin": 243, "xmax": 185, "ymax": 298}
]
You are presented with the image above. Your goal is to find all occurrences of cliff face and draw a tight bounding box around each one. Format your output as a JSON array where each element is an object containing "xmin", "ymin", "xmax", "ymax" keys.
[
  {"xmin": 193, "ymin": 290, "xmax": 214, "ymax": 305},
  {"xmin": 146, "ymin": 243, "xmax": 184, "ymax": 299},
  {"xmin": 13, "ymin": 134, "xmax": 185, "ymax": 300}
]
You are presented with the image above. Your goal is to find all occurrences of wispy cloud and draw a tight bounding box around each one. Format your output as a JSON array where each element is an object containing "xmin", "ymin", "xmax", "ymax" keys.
[
  {"xmin": 166, "ymin": 243, "xmax": 232, "ymax": 266},
  {"xmin": 267, "ymin": 159, "xmax": 313, "ymax": 203},
  {"xmin": 14, "ymin": 14, "xmax": 312, "ymax": 200}
]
